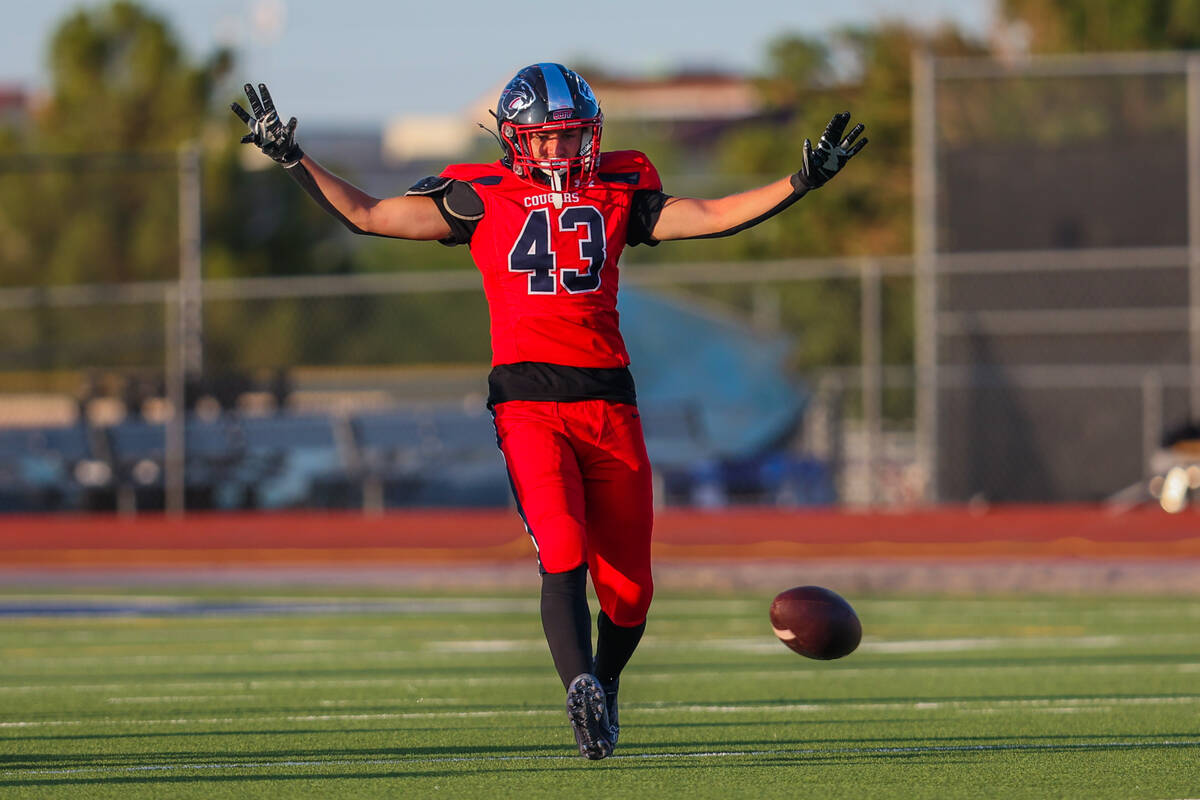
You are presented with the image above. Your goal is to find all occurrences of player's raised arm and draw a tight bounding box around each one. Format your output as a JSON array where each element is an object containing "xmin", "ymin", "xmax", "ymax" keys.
[
  {"xmin": 649, "ymin": 111, "xmax": 867, "ymax": 242},
  {"xmin": 232, "ymin": 83, "xmax": 451, "ymax": 241}
]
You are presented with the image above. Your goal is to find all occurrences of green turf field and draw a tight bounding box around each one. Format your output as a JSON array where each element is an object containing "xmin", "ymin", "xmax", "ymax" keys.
[{"xmin": 1, "ymin": 584, "xmax": 1198, "ymax": 799}]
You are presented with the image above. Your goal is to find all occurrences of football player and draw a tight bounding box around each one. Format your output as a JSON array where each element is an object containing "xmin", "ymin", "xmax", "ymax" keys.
[{"xmin": 233, "ymin": 63, "xmax": 866, "ymax": 760}]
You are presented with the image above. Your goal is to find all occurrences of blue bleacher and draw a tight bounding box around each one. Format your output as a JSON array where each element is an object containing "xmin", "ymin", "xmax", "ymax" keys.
[
  {"xmin": 352, "ymin": 410, "xmax": 438, "ymax": 472},
  {"xmin": 0, "ymin": 425, "xmax": 92, "ymax": 463},
  {"xmin": 1, "ymin": 390, "xmax": 818, "ymax": 512},
  {"xmin": 352, "ymin": 407, "xmax": 507, "ymax": 508},
  {"xmin": 240, "ymin": 414, "xmax": 337, "ymax": 450},
  {"xmin": 637, "ymin": 402, "xmax": 714, "ymax": 469},
  {"xmin": 431, "ymin": 409, "xmax": 497, "ymax": 453},
  {"xmin": 0, "ymin": 424, "xmax": 94, "ymax": 511},
  {"xmin": 102, "ymin": 418, "xmax": 223, "ymax": 509},
  {"xmin": 105, "ymin": 419, "xmax": 164, "ymax": 466},
  {"xmin": 239, "ymin": 414, "xmax": 346, "ymax": 508}
]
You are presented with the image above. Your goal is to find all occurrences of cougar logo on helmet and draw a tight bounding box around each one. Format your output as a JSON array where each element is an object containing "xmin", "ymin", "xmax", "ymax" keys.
[{"xmin": 502, "ymin": 79, "xmax": 537, "ymax": 117}]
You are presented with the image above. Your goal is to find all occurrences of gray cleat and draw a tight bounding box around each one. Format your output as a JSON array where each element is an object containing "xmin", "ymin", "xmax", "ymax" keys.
[
  {"xmin": 566, "ymin": 673, "xmax": 613, "ymax": 760},
  {"xmin": 599, "ymin": 675, "xmax": 619, "ymax": 747}
]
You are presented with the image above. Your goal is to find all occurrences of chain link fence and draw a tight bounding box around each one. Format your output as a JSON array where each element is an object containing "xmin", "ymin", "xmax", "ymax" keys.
[
  {"xmin": 0, "ymin": 239, "xmax": 901, "ymax": 514},
  {"xmin": 6, "ymin": 50, "xmax": 1200, "ymax": 514},
  {"xmin": 914, "ymin": 50, "xmax": 1200, "ymax": 507}
]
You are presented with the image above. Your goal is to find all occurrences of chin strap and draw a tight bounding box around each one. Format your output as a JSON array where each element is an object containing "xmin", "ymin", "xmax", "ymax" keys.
[{"xmin": 547, "ymin": 169, "xmax": 565, "ymax": 208}]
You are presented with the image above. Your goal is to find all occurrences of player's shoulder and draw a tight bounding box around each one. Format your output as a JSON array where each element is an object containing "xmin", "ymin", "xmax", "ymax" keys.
[
  {"xmin": 594, "ymin": 150, "xmax": 662, "ymax": 191},
  {"xmin": 440, "ymin": 161, "xmax": 516, "ymax": 186},
  {"xmin": 598, "ymin": 150, "xmax": 657, "ymax": 172}
]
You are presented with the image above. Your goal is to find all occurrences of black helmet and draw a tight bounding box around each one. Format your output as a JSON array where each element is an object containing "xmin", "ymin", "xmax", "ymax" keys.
[{"xmin": 496, "ymin": 63, "xmax": 603, "ymax": 189}]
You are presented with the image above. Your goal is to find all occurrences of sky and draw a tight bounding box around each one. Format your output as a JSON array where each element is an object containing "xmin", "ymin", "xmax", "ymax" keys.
[{"xmin": 2, "ymin": 0, "xmax": 993, "ymax": 129}]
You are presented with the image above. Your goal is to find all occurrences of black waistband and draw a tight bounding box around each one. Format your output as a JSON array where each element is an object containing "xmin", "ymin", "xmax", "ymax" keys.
[{"xmin": 488, "ymin": 362, "xmax": 637, "ymax": 407}]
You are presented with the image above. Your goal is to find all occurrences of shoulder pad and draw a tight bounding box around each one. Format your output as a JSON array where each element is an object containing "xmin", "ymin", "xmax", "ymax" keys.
[
  {"xmin": 441, "ymin": 161, "xmax": 512, "ymax": 182},
  {"xmin": 405, "ymin": 175, "xmax": 484, "ymax": 221},
  {"xmin": 596, "ymin": 150, "xmax": 662, "ymax": 191},
  {"xmin": 404, "ymin": 174, "xmax": 484, "ymax": 226},
  {"xmin": 442, "ymin": 180, "xmax": 484, "ymax": 221},
  {"xmin": 405, "ymin": 176, "xmax": 452, "ymax": 196}
]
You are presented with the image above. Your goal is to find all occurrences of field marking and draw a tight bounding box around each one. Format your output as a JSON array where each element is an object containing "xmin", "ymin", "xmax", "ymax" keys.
[
  {"xmin": 9, "ymin": 631, "xmax": 1200, "ymax": 665},
  {"xmin": 0, "ymin": 594, "xmax": 757, "ymax": 617},
  {"xmin": 862, "ymin": 635, "xmax": 1121, "ymax": 653},
  {"xmin": 0, "ymin": 650, "xmax": 428, "ymax": 667},
  {"xmin": 428, "ymin": 639, "xmax": 542, "ymax": 653},
  {"xmin": 4, "ymin": 661, "xmax": 1200, "ymax": 696},
  {"xmin": 105, "ymin": 694, "xmax": 262, "ymax": 704},
  {"xmin": 715, "ymin": 633, "xmax": 1200, "ymax": 655},
  {"xmin": 4, "ymin": 695, "xmax": 1199, "ymax": 729},
  {"xmin": 5, "ymin": 738, "xmax": 1199, "ymax": 779},
  {"xmin": 641, "ymin": 696, "xmax": 1200, "ymax": 714},
  {"xmin": 0, "ymin": 597, "xmax": 539, "ymax": 618}
]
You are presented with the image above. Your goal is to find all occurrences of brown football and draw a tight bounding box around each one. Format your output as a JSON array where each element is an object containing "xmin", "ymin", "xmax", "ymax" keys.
[{"xmin": 769, "ymin": 585, "xmax": 862, "ymax": 660}]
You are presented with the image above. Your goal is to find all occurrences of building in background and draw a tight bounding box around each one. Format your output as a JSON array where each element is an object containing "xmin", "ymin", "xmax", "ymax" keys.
[{"xmin": 0, "ymin": 85, "xmax": 32, "ymax": 128}]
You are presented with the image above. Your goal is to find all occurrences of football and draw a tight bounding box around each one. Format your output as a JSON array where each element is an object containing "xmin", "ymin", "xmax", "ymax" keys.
[{"xmin": 769, "ymin": 585, "xmax": 862, "ymax": 660}]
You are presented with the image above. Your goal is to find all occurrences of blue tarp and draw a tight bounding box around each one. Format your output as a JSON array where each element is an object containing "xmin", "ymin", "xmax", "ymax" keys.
[{"xmin": 618, "ymin": 286, "xmax": 807, "ymax": 461}]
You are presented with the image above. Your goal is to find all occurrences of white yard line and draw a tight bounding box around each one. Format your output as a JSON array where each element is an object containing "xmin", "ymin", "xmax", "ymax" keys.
[
  {"xmin": 714, "ymin": 633, "xmax": 1200, "ymax": 654},
  {"xmin": 639, "ymin": 696, "xmax": 1200, "ymax": 714},
  {"xmin": 8, "ymin": 631, "xmax": 1200, "ymax": 665},
  {"xmin": 4, "ymin": 738, "xmax": 1198, "ymax": 779},
  {"xmin": 0, "ymin": 596, "xmax": 539, "ymax": 616},
  {"xmin": 3, "ymin": 661, "xmax": 1200, "ymax": 695},
  {"xmin": 0, "ymin": 650, "xmax": 424, "ymax": 667},
  {"xmin": 105, "ymin": 694, "xmax": 262, "ymax": 704},
  {"xmin": 3, "ymin": 695, "xmax": 1198, "ymax": 729}
]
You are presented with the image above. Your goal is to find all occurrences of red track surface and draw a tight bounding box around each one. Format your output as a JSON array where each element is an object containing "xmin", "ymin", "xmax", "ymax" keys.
[{"xmin": 2, "ymin": 506, "xmax": 1197, "ymax": 568}]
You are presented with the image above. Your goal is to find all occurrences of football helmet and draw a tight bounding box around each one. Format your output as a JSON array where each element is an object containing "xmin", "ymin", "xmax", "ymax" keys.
[{"xmin": 496, "ymin": 63, "xmax": 603, "ymax": 190}]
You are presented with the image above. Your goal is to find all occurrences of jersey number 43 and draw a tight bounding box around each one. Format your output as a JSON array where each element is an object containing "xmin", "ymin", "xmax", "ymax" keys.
[{"xmin": 508, "ymin": 206, "xmax": 607, "ymax": 295}]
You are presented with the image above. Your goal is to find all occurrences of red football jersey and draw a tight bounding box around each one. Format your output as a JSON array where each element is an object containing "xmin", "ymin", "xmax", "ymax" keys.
[{"xmin": 441, "ymin": 151, "xmax": 662, "ymax": 368}]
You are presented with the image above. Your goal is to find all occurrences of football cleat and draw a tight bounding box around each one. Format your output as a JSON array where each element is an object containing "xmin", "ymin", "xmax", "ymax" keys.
[
  {"xmin": 599, "ymin": 675, "xmax": 619, "ymax": 747},
  {"xmin": 566, "ymin": 673, "xmax": 613, "ymax": 760}
]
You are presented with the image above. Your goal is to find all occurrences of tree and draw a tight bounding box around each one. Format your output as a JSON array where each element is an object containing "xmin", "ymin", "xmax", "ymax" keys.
[
  {"xmin": 623, "ymin": 25, "xmax": 986, "ymax": 389},
  {"xmin": 0, "ymin": 1, "xmax": 363, "ymax": 375},
  {"xmin": 7, "ymin": 1, "xmax": 228, "ymax": 286},
  {"xmin": 1000, "ymin": 0, "xmax": 1200, "ymax": 52}
]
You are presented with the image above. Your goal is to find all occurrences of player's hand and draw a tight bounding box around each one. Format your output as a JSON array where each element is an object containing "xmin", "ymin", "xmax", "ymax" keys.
[
  {"xmin": 795, "ymin": 112, "xmax": 867, "ymax": 190},
  {"xmin": 231, "ymin": 83, "xmax": 303, "ymax": 167}
]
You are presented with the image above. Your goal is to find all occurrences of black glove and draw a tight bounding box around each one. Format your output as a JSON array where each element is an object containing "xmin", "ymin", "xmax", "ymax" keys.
[
  {"xmin": 793, "ymin": 112, "xmax": 867, "ymax": 191},
  {"xmin": 231, "ymin": 83, "xmax": 303, "ymax": 167}
]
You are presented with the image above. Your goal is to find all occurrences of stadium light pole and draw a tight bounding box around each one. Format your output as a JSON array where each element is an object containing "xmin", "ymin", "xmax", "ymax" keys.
[
  {"xmin": 912, "ymin": 50, "xmax": 940, "ymax": 504},
  {"xmin": 165, "ymin": 143, "xmax": 204, "ymax": 516},
  {"xmin": 1142, "ymin": 370, "xmax": 1163, "ymax": 482},
  {"xmin": 861, "ymin": 259, "xmax": 882, "ymax": 507},
  {"xmin": 1187, "ymin": 55, "xmax": 1200, "ymax": 420},
  {"xmin": 164, "ymin": 284, "xmax": 185, "ymax": 516},
  {"xmin": 178, "ymin": 144, "xmax": 204, "ymax": 378}
]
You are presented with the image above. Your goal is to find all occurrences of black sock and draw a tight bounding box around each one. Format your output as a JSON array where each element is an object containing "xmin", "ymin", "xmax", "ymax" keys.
[
  {"xmin": 593, "ymin": 610, "xmax": 645, "ymax": 688},
  {"xmin": 540, "ymin": 565, "xmax": 592, "ymax": 689}
]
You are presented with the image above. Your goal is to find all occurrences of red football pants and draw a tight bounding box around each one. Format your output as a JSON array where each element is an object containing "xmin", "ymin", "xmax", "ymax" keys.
[{"xmin": 493, "ymin": 399, "xmax": 654, "ymax": 627}]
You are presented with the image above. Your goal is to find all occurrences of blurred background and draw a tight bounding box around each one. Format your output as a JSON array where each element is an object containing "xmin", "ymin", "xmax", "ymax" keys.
[{"xmin": 3, "ymin": 0, "xmax": 1200, "ymax": 517}]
